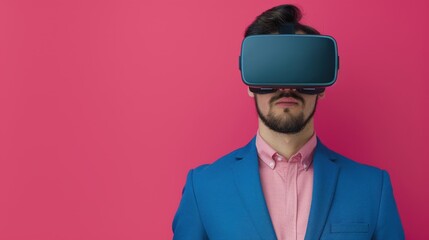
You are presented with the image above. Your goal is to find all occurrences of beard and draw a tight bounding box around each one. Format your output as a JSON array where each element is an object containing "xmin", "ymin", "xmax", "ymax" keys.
[{"xmin": 255, "ymin": 92, "xmax": 318, "ymax": 134}]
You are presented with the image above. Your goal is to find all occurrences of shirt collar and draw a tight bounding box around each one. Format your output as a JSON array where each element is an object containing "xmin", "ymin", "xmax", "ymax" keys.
[{"xmin": 255, "ymin": 130, "xmax": 317, "ymax": 171}]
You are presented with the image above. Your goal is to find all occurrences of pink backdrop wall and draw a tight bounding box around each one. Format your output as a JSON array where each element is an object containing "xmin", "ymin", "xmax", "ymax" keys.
[{"xmin": 0, "ymin": 0, "xmax": 428, "ymax": 239}]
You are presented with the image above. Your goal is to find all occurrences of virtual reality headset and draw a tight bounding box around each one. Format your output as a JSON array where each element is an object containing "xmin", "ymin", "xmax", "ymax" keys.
[{"xmin": 239, "ymin": 24, "xmax": 339, "ymax": 94}]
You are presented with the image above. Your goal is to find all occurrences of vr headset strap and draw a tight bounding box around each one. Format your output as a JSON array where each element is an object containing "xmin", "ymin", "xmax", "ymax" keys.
[{"xmin": 278, "ymin": 23, "xmax": 296, "ymax": 34}]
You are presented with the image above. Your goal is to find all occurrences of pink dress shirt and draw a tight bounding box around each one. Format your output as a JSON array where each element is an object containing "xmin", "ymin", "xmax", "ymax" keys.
[{"xmin": 256, "ymin": 131, "xmax": 317, "ymax": 240}]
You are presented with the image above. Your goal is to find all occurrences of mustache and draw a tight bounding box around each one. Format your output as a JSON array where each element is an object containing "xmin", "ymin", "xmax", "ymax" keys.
[{"xmin": 270, "ymin": 91, "xmax": 305, "ymax": 105}]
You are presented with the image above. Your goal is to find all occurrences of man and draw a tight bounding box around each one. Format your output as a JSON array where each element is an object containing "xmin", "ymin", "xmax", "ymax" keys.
[{"xmin": 172, "ymin": 4, "xmax": 404, "ymax": 240}]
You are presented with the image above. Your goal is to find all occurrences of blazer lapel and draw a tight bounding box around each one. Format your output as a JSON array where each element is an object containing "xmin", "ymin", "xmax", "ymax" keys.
[
  {"xmin": 232, "ymin": 137, "xmax": 277, "ymax": 240},
  {"xmin": 304, "ymin": 138, "xmax": 340, "ymax": 240}
]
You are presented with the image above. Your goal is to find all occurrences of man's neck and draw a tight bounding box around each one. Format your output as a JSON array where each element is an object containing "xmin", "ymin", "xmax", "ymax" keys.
[{"xmin": 258, "ymin": 118, "xmax": 315, "ymax": 159}]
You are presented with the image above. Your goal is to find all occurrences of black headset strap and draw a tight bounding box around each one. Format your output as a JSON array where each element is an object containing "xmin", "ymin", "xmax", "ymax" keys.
[{"xmin": 278, "ymin": 23, "xmax": 296, "ymax": 34}]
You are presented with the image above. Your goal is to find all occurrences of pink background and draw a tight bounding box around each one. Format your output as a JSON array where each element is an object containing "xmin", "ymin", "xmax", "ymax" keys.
[{"xmin": 0, "ymin": 0, "xmax": 428, "ymax": 239}]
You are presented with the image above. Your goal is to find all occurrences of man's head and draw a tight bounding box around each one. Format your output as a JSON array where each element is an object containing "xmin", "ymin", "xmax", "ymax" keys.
[{"xmin": 245, "ymin": 4, "xmax": 325, "ymax": 134}]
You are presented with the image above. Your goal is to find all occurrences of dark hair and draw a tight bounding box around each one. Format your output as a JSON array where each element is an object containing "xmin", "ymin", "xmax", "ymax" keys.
[{"xmin": 244, "ymin": 4, "xmax": 320, "ymax": 37}]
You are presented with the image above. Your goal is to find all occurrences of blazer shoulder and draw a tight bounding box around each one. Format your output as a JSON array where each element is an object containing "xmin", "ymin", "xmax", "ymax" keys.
[
  {"xmin": 325, "ymin": 145, "xmax": 387, "ymax": 180},
  {"xmin": 192, "ymin": 138, "xmax": 254, "ymax": 176},
  {"xmin": 192, "ymin": 149, "xmax": 241, "ymax": 173}
]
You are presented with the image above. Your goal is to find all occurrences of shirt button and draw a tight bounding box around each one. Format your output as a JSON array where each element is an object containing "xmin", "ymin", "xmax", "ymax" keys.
[{"xmin": 273, "ymin": 153, "xmax": 285, "ymax": 161}]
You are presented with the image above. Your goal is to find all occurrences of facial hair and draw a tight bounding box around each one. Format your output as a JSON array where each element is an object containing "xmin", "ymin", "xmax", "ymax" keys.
[{"xmin": 255, "ymin": 92, "xmax": 318, "ymax": 134}]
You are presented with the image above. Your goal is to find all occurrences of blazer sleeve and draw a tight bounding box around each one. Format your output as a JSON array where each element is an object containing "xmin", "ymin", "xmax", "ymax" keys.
[
  {"xmin": 172, "ymin": 169, "xmax": 208, "ymax": 240},
  {"xmin": 372, "ymin": 170, "xmax": 405, "ymax": 239}
]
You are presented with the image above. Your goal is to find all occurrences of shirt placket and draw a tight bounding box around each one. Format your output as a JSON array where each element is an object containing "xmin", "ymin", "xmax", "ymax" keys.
[{"xmin": 285, "ymin": 158, "xmax": 299, "ymax": 240}]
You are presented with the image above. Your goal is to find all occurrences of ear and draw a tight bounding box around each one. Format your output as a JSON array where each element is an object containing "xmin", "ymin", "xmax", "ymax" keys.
[
  {"xmin": 317, "ymin": 91, "xmax": 325, "ymax": 99},
  {"xmin": 247, "ymin": 88, "xmax": 255, "ymax": 98}
]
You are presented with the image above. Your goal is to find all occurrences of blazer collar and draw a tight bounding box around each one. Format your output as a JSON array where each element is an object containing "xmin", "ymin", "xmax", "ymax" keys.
[
  {"xmin": 232, "ymin": 136, "xmax": 340, "ymax": 240},
  {"xmin": 232, "ymin": 137, "xmax": 276, "ymax": 240},
  {"xmin": 304, "ymin": 137, "xmax": 340, "ymax": 240}
]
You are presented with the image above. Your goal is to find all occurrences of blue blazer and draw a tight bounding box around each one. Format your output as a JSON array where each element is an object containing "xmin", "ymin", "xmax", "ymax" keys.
[{"xmin": 172, "ymin": 137, "xmax": 404, "ymax": 240}]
